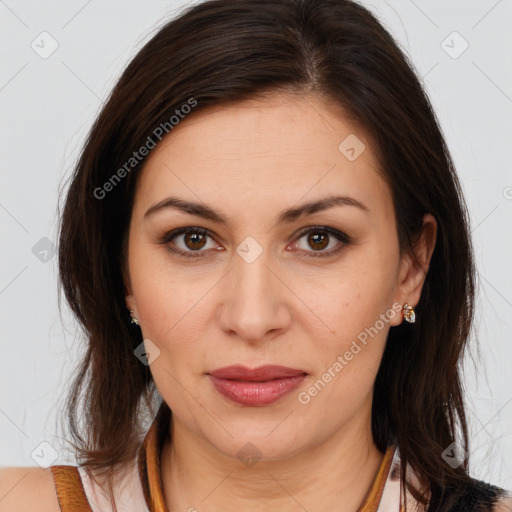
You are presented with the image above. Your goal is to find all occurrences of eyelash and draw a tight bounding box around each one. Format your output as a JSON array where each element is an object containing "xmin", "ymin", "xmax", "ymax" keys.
[{"xmin": 159, "ymin": 226, "xmax": 351, "ymax": 260}]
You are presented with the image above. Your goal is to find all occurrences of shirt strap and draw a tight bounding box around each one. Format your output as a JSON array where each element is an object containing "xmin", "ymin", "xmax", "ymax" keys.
[{"xmin": 50, "ymin": 465, "xmax": 92, "ymax": 512}]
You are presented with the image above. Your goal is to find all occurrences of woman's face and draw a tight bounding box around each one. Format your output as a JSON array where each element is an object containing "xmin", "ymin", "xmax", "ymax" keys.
[{"xmin": 125, "ymin": 92, "xmax": 434, "ymax": 460}]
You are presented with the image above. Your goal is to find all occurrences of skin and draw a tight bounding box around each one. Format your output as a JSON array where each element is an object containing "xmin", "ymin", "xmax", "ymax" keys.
[{"xmin": 124, "ymin": 91, "xmax": 437, "ymax": 512}]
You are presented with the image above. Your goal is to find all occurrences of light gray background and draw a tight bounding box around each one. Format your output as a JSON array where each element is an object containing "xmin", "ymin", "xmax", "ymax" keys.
[{"xmin": 1, "ymin": 0, "xmax": 511, "ymax": 489}]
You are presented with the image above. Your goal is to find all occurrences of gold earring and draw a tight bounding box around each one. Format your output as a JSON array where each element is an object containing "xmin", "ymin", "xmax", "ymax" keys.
[
  {"xmin": 402, "ymin": 303, "xmax": 415, "ymax": 323},
  {"xmin": 129, "ymin": 310, "xmax": 139, "ymax": 326}
]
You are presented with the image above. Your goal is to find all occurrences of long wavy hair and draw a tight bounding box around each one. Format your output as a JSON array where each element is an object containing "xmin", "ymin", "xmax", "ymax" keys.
[{"xmin": 58, "ymin": 0, "xmax": 481, "ymax": 509}]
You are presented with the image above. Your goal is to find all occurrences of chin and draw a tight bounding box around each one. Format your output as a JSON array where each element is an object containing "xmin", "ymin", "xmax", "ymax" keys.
[{"xmin": 200, "ymin": 416, "xmax": 314, "ymax": 463}]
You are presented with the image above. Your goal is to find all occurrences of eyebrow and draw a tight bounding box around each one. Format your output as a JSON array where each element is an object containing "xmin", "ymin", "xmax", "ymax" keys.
[{"xmin": 143, "ymin": 194, "xmax": 370, "ymax": 224}]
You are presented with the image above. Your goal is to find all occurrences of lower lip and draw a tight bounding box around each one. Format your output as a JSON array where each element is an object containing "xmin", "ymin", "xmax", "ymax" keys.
[{"xmin": 209, "ymin": 374, "xmax": 306, "ymax": 406}]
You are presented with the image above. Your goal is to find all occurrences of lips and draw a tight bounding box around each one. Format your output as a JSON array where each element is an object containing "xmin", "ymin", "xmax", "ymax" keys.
[
  {"xmin": 208, "ymin": 365, "xmax": 307, "ymax": 406},
  {"xmin": 209, "ymin": 364, "xmax": 306, "ymax": 381}
]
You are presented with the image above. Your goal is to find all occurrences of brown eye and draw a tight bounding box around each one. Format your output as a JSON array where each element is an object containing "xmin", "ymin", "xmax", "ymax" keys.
[
  {"xmin": 293, "ymin": 226, "xmax": 350, "ymax": 258},
  {"xmin": 183, "ymin": 231, "xmax": 208, "ymax": 250},
  {"xmin": 306, "ymin": 231, "xmax": 329, "ymax": 251},
  {"xmin": 162, "ymin": 227, "xmax": 218, "ymax": 259}
]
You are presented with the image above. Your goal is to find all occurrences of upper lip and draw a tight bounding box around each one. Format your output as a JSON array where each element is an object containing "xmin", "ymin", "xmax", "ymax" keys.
[{"xmin": 208, "ymin": 365, "xmax": 307, "ymax": 381}]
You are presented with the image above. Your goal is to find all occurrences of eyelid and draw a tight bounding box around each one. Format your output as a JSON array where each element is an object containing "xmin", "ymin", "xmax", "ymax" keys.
[
  {"xmin": 159, "ymin": 227, "xmax": 218, "ymax": 259},
  {"xmin": 291, "ymin": 225, "xmax": 350, "ymax": 258},
  {"xmin": 160, "ymin": 225, "xmax": 350, "ymax": 259}
]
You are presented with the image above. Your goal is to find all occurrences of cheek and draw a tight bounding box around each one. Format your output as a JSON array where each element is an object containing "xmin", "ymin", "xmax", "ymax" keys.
[
  {"xmin": 295, "ymin": 251, "xmax": 398, "ymax": 403},
  {"xmin": 135, "ymin": 280, "xmax": 207, "ymax": 346},
  {"xmin": 127, "ymin": 234, "xmax": 206, "ymax": 337},
  {"xmin": 302, "ymin": 252, "xmax": 398, "ymax": 342},
  {"xmin": 301, "ymin": 288, "xmax": 393, "ymax": 420}
]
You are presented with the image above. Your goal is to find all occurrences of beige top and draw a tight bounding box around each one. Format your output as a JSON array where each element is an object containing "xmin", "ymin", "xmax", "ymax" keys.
[{"xmin": 77, "ymin": 460, "xmax": 148, "ymax": 512}]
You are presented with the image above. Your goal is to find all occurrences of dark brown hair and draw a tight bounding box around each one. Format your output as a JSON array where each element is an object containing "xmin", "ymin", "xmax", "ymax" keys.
[{"xmin": 57, "ymin": 0, "xmax": 497, "ymax": 509}]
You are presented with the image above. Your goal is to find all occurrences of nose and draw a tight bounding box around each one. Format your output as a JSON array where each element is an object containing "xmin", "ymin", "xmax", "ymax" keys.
[{"xmin": 217, "ymin": 248, "xmax": 292, "ymax": 345}]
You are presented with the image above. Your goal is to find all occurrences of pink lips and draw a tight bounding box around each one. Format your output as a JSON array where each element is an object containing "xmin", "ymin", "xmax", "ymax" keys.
[{"xmin": 208, "ymin": 365, "xmax": 307, "ymax": 406}]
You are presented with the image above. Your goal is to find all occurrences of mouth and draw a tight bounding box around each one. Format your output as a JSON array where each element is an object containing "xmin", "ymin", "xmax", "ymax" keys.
[{"xmin": 208, "ymin": 365, "xmax": 308, "ymax": 406}]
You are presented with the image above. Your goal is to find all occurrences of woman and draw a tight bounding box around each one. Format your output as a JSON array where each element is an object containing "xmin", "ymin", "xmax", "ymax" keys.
[{"xmin": 1, "ymin": 0, "xmax": 510, "ymax": 510}]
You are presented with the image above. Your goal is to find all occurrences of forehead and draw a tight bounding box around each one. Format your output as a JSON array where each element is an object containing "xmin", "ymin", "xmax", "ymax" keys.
[{"xmin": 132, "ymin": 92, "xmax": 394, "ymax": 226}]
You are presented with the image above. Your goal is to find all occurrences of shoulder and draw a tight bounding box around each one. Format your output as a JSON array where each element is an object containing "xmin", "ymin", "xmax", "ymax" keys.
[
  {"xmin": 0, "ymin": 466, "xmax": 61, "ymax": 512},
  {"xmin": 493, "ymin": 493, "xmax": 512, "ymax": 512}
]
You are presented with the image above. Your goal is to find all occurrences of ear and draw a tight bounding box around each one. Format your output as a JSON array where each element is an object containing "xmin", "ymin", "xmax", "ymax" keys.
[
  {"xmin": 122, "ymin": 261, "xmax": 137, "ymax": 317},
  {"xmin": 389, "ymin": 213, "xmax": 437, "ymax": 326},
  {"xmin": 125, "ymin": 292, "xmax": 137, "ymax": 318}
]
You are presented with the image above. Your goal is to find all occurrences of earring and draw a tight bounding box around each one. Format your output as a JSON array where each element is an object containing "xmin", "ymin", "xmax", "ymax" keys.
[
  {"xmin": 129, "ymin": 310, "xmax": 139, "ymax": 326},
  {"xmin": 402, "ymin": 303, "xmax": 415, "ymax": 324}
]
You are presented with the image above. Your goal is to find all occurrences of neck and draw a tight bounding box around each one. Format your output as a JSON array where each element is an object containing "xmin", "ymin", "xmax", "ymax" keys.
[{"xmin": 160, "ymin": 405, "xmax": 386, "ymax": 512}]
